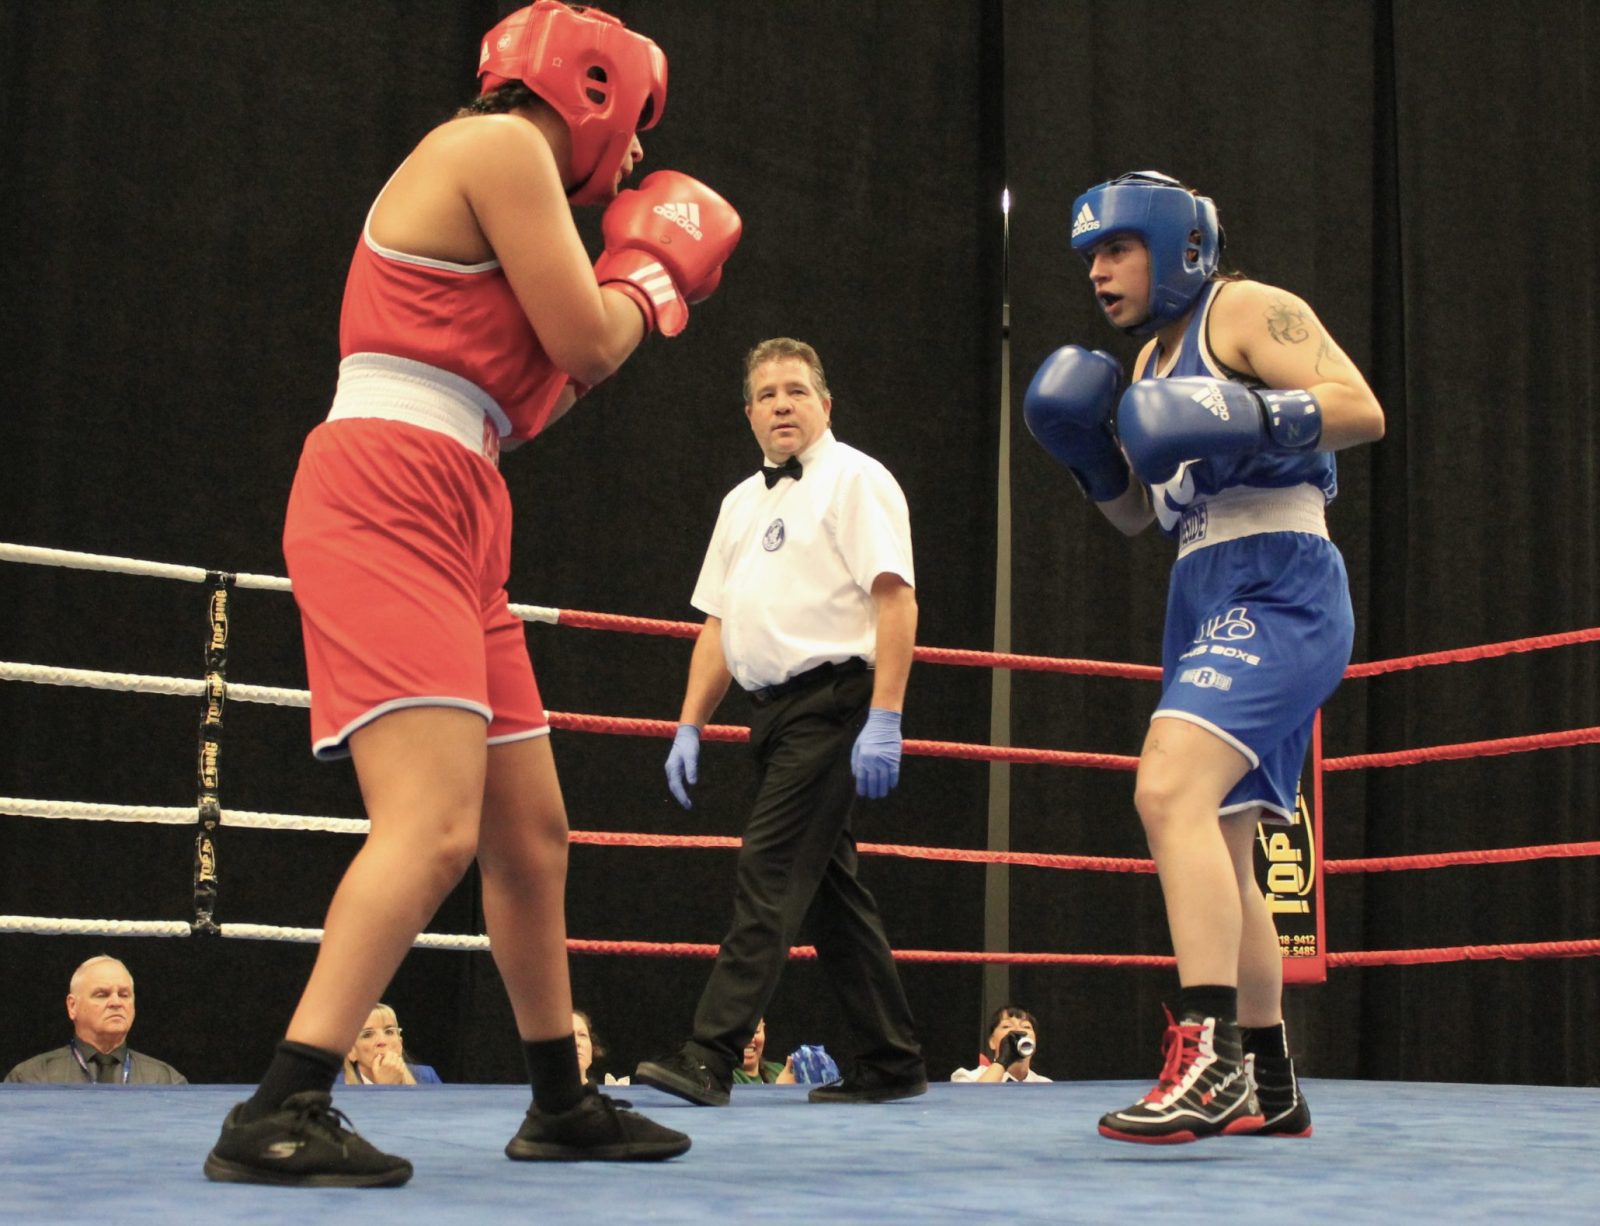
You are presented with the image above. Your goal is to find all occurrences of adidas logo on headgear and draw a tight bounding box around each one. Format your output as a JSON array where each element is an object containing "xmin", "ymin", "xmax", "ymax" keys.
[
  {"xmin": 1071, "ymin": 203, "xmax": 1100, "ymax": 238},
  {"xmin": 653, "ymin": 201, "xmax": 703, "ymax": 240}
]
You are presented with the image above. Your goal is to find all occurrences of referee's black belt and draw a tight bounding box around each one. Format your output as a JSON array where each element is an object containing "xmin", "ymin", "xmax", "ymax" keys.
[{"xmin": 747, "ymin": 657, "xmax": 867, "ymax": 707}]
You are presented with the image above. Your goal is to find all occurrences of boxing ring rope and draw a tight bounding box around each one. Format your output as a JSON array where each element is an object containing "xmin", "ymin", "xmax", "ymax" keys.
[
  {"xmin": 3, "ymin": 541, "xmax": 1598, "ymax": 973},
  {"xmin": 5, "ymin": 793, "xmax": 1599, "ymax": 878}
]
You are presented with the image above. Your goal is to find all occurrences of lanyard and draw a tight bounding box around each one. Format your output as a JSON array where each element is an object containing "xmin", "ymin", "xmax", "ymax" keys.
[{"xmin": 70, "ymin": 1039, "xmax": 132, "ymax": 1085}]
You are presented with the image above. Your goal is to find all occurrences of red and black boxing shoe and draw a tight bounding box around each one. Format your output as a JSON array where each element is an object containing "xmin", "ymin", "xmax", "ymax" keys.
[{"xmin": 1098, "ymin": 1007, "xmax": 1265, "ymax": 1144}]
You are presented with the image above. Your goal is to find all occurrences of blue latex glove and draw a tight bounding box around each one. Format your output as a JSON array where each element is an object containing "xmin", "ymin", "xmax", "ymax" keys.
[
  {"xmin": 787, "ymin": 1045, "xmax": 841, "ymax": 1084},
  {"xmin": 850, "ymin": 707, "xmax": 902, "ymax": 799},
  {"xmin": 665, "ymin": 724, "xmax": 701, "ymax": 809}
]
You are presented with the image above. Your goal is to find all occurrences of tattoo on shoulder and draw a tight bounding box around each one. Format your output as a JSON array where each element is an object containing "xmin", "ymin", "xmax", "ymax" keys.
[{"xmin": 1265, "ymin": 298, "xmax": 1311, "ymax": 345}]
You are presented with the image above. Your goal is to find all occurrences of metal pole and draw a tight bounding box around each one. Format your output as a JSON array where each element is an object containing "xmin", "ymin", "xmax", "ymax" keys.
[{"xmin": 983, "ymin": 188, "xmax": 1014, "ymax": 1018}]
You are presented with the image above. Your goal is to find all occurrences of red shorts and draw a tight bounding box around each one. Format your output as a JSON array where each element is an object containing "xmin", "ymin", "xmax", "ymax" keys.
[{"xmin": 282, "ymin": 418, "xmax": 547, "ymax": 760}]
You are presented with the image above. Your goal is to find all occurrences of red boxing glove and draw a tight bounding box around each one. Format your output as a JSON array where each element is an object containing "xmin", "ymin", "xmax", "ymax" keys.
[
  {"xmin": 594, "ymin": 170, "xmax": 742, "ymax": 337},
  {"xmin": 687, "ymin": 264, "xmax": 722, "ymax": 304}
]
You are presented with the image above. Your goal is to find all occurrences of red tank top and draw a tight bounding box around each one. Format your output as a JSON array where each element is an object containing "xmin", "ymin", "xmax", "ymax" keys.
[{"xmin": 339, "ymin": 226, "xmax": 566, "ymax": 442}]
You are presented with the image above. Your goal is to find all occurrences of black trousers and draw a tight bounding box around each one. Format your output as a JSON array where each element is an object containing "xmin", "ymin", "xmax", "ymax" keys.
[{"xmin": 686, "ymin": 668, "xmax": 924, "ymax": 1079}]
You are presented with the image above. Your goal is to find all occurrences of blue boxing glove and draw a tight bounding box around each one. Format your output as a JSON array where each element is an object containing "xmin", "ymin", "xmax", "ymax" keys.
[
  {"xmin": 664, "ymin": 724, "xmax": 701, "ymax": 809},
  {"xmin": 1022, "ymin": 346, "xmax": 1130, "ymax": 501},
  {"xmin": 850, "ymin": 708, "xmax": 902, "ymax": 800},
  {"xmin": 1116, "ymin": 377, "xmax": 1323, "ymax": 485}
]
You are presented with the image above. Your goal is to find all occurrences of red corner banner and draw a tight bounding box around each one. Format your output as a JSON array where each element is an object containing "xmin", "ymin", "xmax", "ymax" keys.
[{"xmin": 1256, "ymin": 711, "xmax": 1328, "ymax": 984}]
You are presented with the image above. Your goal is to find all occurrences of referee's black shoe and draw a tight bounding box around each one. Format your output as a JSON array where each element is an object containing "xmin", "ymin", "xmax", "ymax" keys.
[
  {"xmin": 505, "ymin": 1086, "xmax": 691, "ymax": 1161},
  {"xmin": 634, "ymin": 1045, "xmax": 732, "ymax": 1107},
  {"xmin": 203, "ymin": 1091, "xmax": 413, "ymax": 1187},
  {"xmin": 807, "ymin": 1066, "xmax": 928, "ymax": 1104}
]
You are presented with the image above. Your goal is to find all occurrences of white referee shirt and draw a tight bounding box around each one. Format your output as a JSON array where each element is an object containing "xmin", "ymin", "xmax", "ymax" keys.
[{"xmin": 691, "ymin": 430, "xmax": 915, "ymax": 692}]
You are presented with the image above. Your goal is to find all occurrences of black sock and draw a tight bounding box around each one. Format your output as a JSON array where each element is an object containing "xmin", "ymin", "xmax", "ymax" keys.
[
  {"xmin": 1242, "ymin": 1021, "xmax": 1289, "ymax": 1060},
  {"xmin": 237, "ymin": 1040, "xmax": 343, "ymax": 1123},
  {"xmin": 523, "ymin": 1034, "xmax": 584, "ymax": 1115},
  {"xmin": 1177, "ymin": 984, "xmax": 1238, "ymax": 1025}
]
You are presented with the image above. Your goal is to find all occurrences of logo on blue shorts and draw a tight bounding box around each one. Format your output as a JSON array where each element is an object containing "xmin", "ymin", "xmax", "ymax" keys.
[
  {"xmin": 1179, "ymin": 666, "xmax": 1233, "ymax": 691},
  {"xmin": 1199, "ymin": 606, "xmax": 1257, "ymax": 642}
]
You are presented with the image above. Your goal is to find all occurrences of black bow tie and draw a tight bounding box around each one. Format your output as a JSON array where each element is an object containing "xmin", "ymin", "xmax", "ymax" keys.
[{"xmin": 762, "ymin": 456, "xmax": 803, "ymax": 488}]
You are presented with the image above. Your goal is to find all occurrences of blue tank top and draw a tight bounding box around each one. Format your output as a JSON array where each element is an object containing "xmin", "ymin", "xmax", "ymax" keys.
[{"xmin": 1139, "ymin": 282, "xmax": 1337, "ymax": 539}]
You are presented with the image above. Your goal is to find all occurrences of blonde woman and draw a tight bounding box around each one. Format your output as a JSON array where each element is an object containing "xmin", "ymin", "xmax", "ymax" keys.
[{"xmin": 343, "ymin": 1005, "xmax": 440, "ymax": 1086}]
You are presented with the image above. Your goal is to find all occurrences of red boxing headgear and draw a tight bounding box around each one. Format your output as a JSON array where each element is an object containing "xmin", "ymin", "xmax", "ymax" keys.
[{"xmin": 478, "ymin": 2, "xmax": 667, "ymax": 206}]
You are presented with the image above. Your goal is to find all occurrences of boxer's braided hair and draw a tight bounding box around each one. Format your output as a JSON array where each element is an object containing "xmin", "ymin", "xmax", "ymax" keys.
[{"xmin": 455, "ymin": 81, "xmax": 541, "ymax": 119}]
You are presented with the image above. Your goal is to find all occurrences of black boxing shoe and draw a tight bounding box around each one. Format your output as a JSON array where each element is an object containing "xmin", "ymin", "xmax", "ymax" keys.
[
  {"xmin": 203, "ymin": 1091, "xmax": 412, "ymax": 1187},
  {"xmin": 505, "ymin": 1086, "xmax": 691, "ymax": 1161},
  {"xmin": 1240, "ymin": 1051, "xmax": 1314, "ymax": 1137},
  {"xmin": 634, "ymin": 1045, "xmax": 732, "ymax": 1107},
  {"xmin": 1098, "ymin": 1007, "xmax": 1264, "ymax": 1144}
]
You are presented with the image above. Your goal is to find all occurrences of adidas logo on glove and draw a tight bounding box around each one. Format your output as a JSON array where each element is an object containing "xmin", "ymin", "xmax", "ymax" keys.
[
  {"xmin": 652, "ymin": 201, "xmax": 703, "ymax": 240},
  {"xmin": 1071, "ymin": 203, "xmax": 1100, "ymax": 238},
  {"xmin": 1190, "ymin": 383, "xmax": 1231, "ymax": 421}
]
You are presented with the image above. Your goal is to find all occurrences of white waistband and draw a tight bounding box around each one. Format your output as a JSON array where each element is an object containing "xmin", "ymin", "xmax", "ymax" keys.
[
  {"xmin": 1175, "ymin": 484, "xmax": 1329, "ymax": 559},
  {"xmin": 327, "ymin": 354, "xmax": 512, "ymax": 463}
]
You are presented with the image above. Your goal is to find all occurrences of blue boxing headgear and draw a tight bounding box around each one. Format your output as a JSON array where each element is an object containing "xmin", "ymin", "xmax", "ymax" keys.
[{"xmin": 1070, "ymin": 171, "xmax": 1221, "ymax": 337}]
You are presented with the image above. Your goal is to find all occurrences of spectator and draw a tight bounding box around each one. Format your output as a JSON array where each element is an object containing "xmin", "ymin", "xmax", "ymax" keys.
[
  {"xmin": 950, "ymin": 1006, "xmax": 1051, "ymax": 1084},
  {"xmin": 341, "ymin": 1004, "xmax": 440, "ymax": 1085},
  {"xmin": 4, "ymin": 955, "xmax": 187, "ymax": 1085},
  {"xmin": 573, "ymin": 1010, "xmax": 604, "ymax": 1086},
  {"xmin": 732, "ymin": 1019, "xmax": 794, "ymax": 1085}
]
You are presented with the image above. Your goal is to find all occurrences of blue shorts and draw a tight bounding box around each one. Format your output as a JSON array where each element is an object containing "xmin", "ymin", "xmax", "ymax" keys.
[{"xmin": 1155, "ymin": 532, "xmax": 1354, "ymax": 822}]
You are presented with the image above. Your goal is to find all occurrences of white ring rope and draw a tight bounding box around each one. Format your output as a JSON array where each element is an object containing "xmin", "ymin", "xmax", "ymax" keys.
[
  {"xmin": 0, "ymin": 541, "xmax": 561, "ymax": 623},
  {"xmin": 1, "ymin": 541, "xmax": 548, "ymax": 953},
  {"xmin": 508, "ymin": 602, "xmax": 559, "ymax": 624},
  {"xmin": 1, "ymin": 798, "xmax": 368, "ymax": 834},
  {"xmin": 0, "ymin": 917, "xmax": 192, "ymax": 938},
  {"xmin": 0, "ymin": 661, "xmax": 311, "ymax": 708},
  {"xmin": 0, "ymin": 915, "xmax": 487, "ymax": 951},
  {"xmin": 222, "ymin": 924, "xmax": 490, "ymax": 952},
  {"xmin": 224, "ymin": 811, "xmax": 366, "ymax": 834},
  {"xmin": 0, "ymin": 542, "xmax": 291, "ymax": 592}
]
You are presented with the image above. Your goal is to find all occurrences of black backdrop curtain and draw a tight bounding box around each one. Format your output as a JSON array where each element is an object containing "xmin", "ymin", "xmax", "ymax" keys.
[{"xmin": 1, "ymin": 1, "xmax": 1594, "ymax": 1087}]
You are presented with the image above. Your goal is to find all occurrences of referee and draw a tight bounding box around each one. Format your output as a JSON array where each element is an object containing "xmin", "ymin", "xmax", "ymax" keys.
[{"xmin": 636, "ymin": 337, "xmax": 927, "ymax": 1106}]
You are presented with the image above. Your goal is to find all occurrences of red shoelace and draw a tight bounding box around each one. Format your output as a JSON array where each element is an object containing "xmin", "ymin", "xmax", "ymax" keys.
[{"xmin": 1142, "ymin": 1005, "xmax": 1204, "ymax": 1103}]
